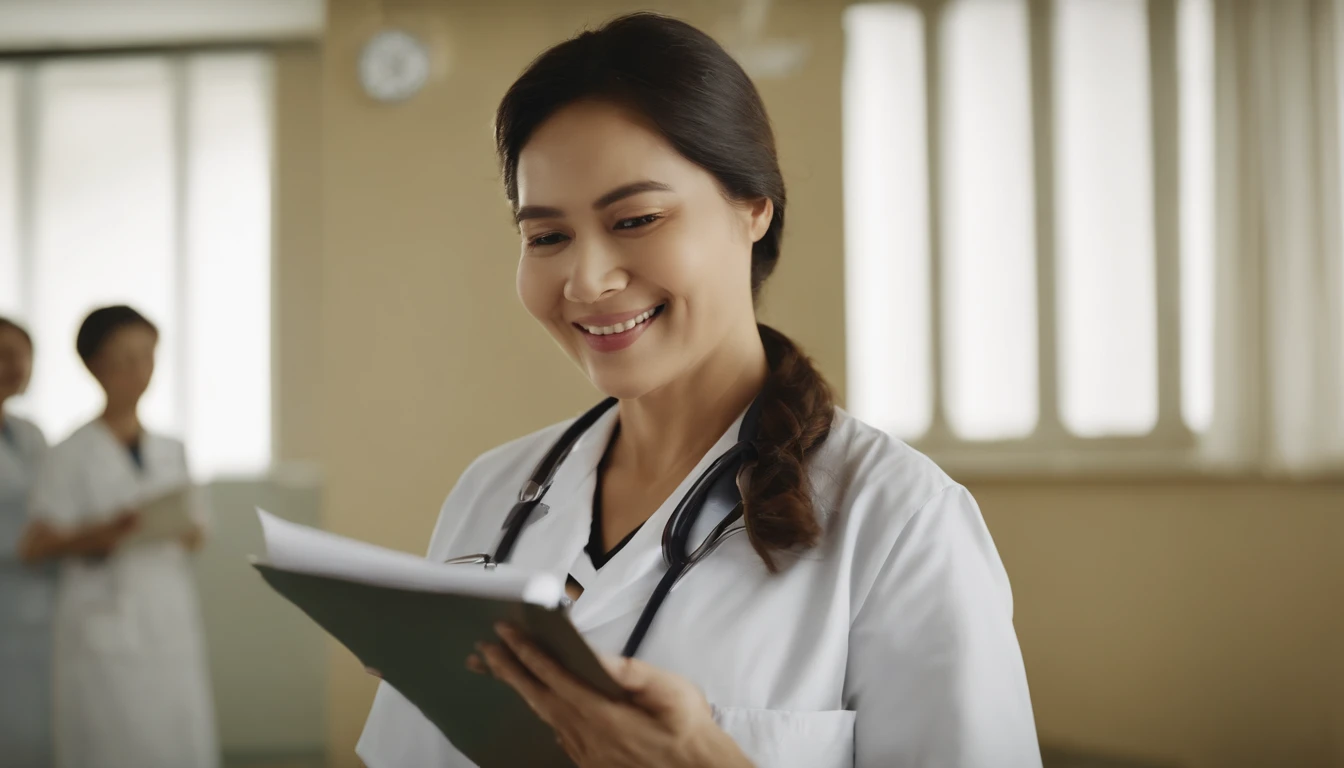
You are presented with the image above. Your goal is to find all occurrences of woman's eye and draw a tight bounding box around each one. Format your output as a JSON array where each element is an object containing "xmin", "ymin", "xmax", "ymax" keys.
[
  {"xmin": 527, "ymin": 232, "xmax": 569, "ymax": 247},
  {"xmin": 613, "ymin": 213, "xmax": 662, "ymax": 231}
]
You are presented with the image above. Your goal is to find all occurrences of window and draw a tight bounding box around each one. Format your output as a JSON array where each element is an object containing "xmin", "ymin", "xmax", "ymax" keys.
[
  {"xmin": 0, "ymin": 52, "xmax": 272, "ymax": 479},
  {"xmin": 844, "ymin": 0, "xmax": 1204, "ymax": 466},
  {"xmin": 845, "ymin": 0, "xmax": 1344, "ymax": 472}
]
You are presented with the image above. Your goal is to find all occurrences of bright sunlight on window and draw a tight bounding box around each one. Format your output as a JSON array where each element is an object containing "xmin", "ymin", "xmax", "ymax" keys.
[
  {"xmin": 940, "ymin": 0, "xmax": 1039, "ymax": 441},
  {"xmin": 1054, "ymin": 0, "xmax": 1158, "ymax": 438},
  {"xmin": 0, "ymin": 53, "xmax": 272, "ymax": 479},
  {"xmin": 843, "ymin": 4, "xmax": 931, "ymax": 440},
  {"xmin": 843, "ymin": 0, "xmax": 1229, "ymax": 469}
]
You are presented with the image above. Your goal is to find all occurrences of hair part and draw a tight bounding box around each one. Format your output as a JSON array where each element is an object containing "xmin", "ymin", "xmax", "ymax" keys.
[
  {"xmin": 76, "ymin": 305, "xmax": 158, "ymax": 365},
  {"xmin": 495, "ymin": 12, "xmax": 834, "ymax": 570}
]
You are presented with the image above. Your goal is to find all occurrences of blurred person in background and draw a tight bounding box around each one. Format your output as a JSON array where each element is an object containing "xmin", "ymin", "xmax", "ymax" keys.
[
  {"xmin": 19, "ymin": 305, "xmax": 217, "ymax": 768},
  {"xmin": 0, "ymin": 317, "xmax": 54, "ymax": 767},
  {"xmin": 359, "ymin": 13, "xmax": 1039, "ymax": 768}
]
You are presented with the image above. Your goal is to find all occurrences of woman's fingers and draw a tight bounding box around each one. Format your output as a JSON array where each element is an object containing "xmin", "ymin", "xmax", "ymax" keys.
[
  {"xmin": 111, "ymin": 509, "xmax": 140, "ymax": 531},
  {"xmin": 465, "ymin": 653, "xmax": 487, "ymax": 675},
  {"xmin": 494, "ymin": 623, "xmax": 606, "ymax": 707},
  {"xmin": 477, "ymin": 640, "xmax": 561, "ymax": 726},
  {"xmin": 598, "ymin": 653, "xmax": 639, "ymax": 689},
  {"xmin": 599, "ymin": 653, "xmax": 709, "ymax": 721}
]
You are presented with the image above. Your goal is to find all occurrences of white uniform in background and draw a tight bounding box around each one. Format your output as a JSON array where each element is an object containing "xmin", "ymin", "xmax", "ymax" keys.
[
  {"xmin": 358, "ymin": 406, "xmax": 1042, "ymax": 768},
  {"xmin": 0, "ymin": 414, "xmax": 54, "ymax": 767},
  {"xmin": 31, "ymin": 420, "xmax": 218, "ymax": 768}
]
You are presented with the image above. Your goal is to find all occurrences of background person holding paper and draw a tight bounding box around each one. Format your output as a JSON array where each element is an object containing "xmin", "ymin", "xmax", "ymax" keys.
[
  {"xmin": 0, "ymin": 317, "xmax": 55, "ymax": 766},
  {"xmin": 359, "ymin": 13, "xmax": 1039, "ymax": 768},
  {"xmin": 21, "ymin": 305, "xmax": 218, "ymax": 768}
]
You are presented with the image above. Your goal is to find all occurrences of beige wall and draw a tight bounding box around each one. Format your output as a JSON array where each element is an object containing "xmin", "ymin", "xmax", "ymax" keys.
[
  {"xmin": 976, "ymin": 480, "xmax": 1344, "ymax": 768},
  {"xmin": 274, "ymin": 43, "xmax": 324, "ymax": 467},
  {"xmin": 272, "ymin": 2, "xmax": 1344, "ymax": 766}
]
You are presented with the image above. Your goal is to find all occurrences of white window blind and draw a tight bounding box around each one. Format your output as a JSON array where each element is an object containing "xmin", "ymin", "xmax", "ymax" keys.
[
  {"xmin": 844, "ymin": 0, "xmax": 1344, "ymax": 473},
  {"xmin": 843, "ymin": 3, "xmax": 932, "ymax": 439},
  {"xmin": 0, "ymin": 52, "xmax": 272, "ymax": 479},
  {"xmin": 939, "ymin": 0, "xmax": 1039, "ymax": 441},
  {"xmin": 1178, "ymin": 0, "xmax": 1215, "ymax": 434},
  {"xmin": 1053, "ymin": 0, "xmax": 1158, "ymax": 438}
]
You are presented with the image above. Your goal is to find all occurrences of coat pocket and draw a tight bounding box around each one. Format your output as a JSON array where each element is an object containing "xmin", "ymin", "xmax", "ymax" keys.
[{"xmin": 712, "ymin": 705, "xmax": 855, "ymax": 768}]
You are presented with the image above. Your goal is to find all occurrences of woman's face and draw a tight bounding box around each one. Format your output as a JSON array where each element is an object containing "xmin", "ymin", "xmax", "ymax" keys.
[
  {"xmin": 0, "ymin": 327, "xmax": 33, "ymax": 403},
  {"xmin": 89, "ymin": 324, "xmax": 157, "ymax": 405},
  {"xmin": 514, "ymin": 99, "xmax": 773, "ymax": 400}
]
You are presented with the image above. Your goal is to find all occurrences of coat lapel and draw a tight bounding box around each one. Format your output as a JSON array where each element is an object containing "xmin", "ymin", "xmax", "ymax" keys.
[
  {"xmin": 504, "ymin": 406, "xmax": 619, "ymax": 579},
  {"xmin": 86, "ymin": 422, "xmax": 183, "ymax": 517},
  {"xmin": 500, "ymin": 403, "xmax": 752, "ymax": 639},
  {"xmin": 569, "ymin": 410, "xmax": 747, "ymax": 634}
]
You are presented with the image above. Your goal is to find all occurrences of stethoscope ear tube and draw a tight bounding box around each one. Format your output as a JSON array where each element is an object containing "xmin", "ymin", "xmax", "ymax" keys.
[
  {"xmin": 640, "ymin": 442, "xmax": 754, "ymax": 658},
  {"xmin": 660, "ymin": 442, "xmax": 753, "ymax": 567},
  {"xmin": 487, "ymin": 393, "xmax": 765, "ymax": 659},
  {"xmin": 492, "ymin": 500, "xmax": 548, "ymax": 564},
  {"xmin": 491, "ymin": 398, "xmax": 618, "ymax": 564},
  {"xmin": 620, "ymin": 560, "xmax": 686, "ymax": 658}
]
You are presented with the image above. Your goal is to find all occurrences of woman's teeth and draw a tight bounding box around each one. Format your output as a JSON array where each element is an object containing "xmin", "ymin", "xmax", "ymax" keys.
[{"xmin": 582, "ymin": 307, "xmax": 658, "ymax": 336}]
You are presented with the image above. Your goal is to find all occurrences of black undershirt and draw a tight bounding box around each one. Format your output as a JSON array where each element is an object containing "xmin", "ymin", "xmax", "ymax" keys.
[
  {"xmin": 585, "ymin": 425, "xmax": 643, "ymax": 570},
  {"xmin": 127, "ymin": 438, "xmax": 144, "ymax": 471}
]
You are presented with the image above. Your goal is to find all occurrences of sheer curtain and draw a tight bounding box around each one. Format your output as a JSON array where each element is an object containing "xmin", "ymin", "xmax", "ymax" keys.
[{"xmin": 1207, "ymin": 0, "xmax": 1344, "ymax": 473}]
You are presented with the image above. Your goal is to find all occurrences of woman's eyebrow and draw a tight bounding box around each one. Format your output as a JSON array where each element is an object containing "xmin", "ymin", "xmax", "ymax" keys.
[
  {"xmin": 592, "ymin": 180, "xmax": 673, "ymax": 209},
  {"xmin": 515, "ymin": 204, "xmax": 563, "ymax": 224},
  {"xmin": 515, "ymin": 179, "xmax": 673, "ymax": 224}
]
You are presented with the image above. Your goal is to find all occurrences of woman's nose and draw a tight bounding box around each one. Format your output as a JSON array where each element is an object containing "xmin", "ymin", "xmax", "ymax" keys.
[{"xmin": 564, "ymin": 237, "xmax": 629, "ymax": 304}]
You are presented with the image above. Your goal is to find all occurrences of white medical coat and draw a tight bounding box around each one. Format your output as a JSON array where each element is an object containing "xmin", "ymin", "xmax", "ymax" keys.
[
  {"xmin": 359, "ymin": 406, "xmax": 1041, "ymax": 767},
  {"xmin": 30, "ymin": 420, "xmax": 218, "ymax": 768},
  {"xmin": 1, "ymin": 414, "xmax": 54, "ymax": 766}
]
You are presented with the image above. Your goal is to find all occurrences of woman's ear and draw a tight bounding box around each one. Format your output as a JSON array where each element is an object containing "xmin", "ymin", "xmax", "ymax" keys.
[{"xmin": 748, "ymin": 197, "xmax": 774, "ymax": 244}]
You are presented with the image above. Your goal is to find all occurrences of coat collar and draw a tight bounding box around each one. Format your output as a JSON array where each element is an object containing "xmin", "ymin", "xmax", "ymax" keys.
[{"xmin": 512, "ymin": 404, "xmax": 749, "ymax": 634}]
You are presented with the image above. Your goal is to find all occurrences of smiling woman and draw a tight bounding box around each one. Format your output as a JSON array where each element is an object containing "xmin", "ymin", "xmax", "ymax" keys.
[{"xmin": 357, "ymin": 12, "xmax": 1041, "ymax": 768}]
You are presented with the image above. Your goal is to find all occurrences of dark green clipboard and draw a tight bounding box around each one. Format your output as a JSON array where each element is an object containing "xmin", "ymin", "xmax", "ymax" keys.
[{"xmin": 254, "ymin": 564, "xmax": 623, "ymax": 767}]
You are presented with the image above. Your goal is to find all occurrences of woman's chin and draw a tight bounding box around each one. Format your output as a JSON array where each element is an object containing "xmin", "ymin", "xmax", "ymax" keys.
[{"xmin": 585, "ymin": 364, "xmax": 665, "ymax": 402}]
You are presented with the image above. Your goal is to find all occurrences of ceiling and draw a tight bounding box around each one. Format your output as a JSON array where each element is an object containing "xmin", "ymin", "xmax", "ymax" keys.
[{"xmin": 0, "ymin": 0, "xmax": 324, "ymax": 52}]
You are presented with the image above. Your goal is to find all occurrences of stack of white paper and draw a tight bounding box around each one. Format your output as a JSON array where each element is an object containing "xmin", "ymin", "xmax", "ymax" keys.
[
  {"xmin": 123, "ymin": 487, "xmax": 196, "ymax": 546},
  {"xmin": 254, "ymin": 508, "xmax": 566, "ymax": 607}
]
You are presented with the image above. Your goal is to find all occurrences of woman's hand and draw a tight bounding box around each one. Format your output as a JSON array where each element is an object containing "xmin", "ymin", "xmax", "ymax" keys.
[
  {"xmin": 82, "ymin": 511, "xmax": 139, "ymax": 555},
  {"xmin": 473, "ymin": 623, "xmax": 754, "ymax": 768},
  {"xmin": 16, "ymin": 520, "xmax": 58, "ymax": 563},
  {"xmin": 18, "ymin": 511, "xmax": 139, "ymax": 563},
  {"xmin": 180, "ymin": 524, "xmax": 205, "ymax": 552}
]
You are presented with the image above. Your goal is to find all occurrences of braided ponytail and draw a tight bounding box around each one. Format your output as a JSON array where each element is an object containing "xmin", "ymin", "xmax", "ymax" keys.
[{"xmin": 742, "ymin": 324, "xmax": 834, "ymax": 571}]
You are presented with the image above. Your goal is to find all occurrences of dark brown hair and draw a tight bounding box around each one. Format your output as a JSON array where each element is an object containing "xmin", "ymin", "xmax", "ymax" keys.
[
  {"xmin": 494, "ymin": 12, "xmax": 834, "ymax": 570},
  {"xmin": 0, "ymin": 316, "xmax": 33, "ymax": 351},
  {"xmin": 76, "ymin": 305, "xmax": 158, "ymax": 364}
]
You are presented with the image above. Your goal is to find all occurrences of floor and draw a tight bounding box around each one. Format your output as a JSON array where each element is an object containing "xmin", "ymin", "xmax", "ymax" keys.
[
  {"xmin": 220, "ymin": 745, "xmax": 1173, "ymax": 768},
  {"xmin": 1042, "ymin": 745, "xmax": 1180, "ymax": 768},
  {"xmin": 221, "ymin": 752, "xmax": 326, "ymax": 768}
]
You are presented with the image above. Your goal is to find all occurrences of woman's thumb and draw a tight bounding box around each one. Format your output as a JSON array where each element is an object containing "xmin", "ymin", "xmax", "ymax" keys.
[
  {"xmin": 599, "ymin": 653, "xmax": 646, "ymax": 690},
  {"xmin": 598, "ymin": 654, "xmax": 697, "ymax": 715}
]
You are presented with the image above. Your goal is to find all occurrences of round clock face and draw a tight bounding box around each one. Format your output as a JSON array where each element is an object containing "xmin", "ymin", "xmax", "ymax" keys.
[{"xmin": 358, "ymin": 29, "xmax": 431, "ymax": 103}]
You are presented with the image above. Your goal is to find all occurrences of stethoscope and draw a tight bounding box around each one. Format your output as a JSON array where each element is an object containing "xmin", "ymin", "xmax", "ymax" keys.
[{"xmin": 447, "ymin": 396, "xmax": 762, "ymax": 658}]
